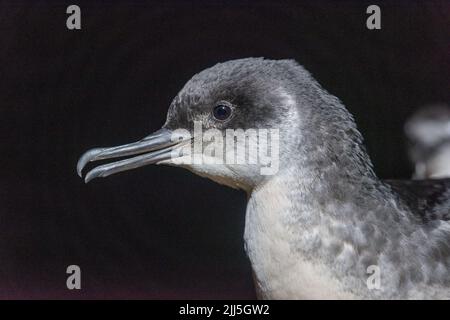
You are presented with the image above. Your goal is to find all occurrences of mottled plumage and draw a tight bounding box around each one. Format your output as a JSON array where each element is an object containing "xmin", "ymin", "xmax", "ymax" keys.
[
  {"xmin": 78, "ymin": 58, "xmax": 450, "ymax": 299},
  {"xmin": 405, "ymin": 105, "xmax": 450, "ymax": 179}
]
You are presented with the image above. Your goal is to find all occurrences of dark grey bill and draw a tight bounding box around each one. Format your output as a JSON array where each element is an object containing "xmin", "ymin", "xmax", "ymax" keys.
[{"xmin": 77, "ymin": 128, "xmax": 186, "ymax": 183}]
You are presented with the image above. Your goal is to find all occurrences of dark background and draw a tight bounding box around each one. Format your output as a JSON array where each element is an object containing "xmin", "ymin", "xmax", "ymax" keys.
[{"xmin": 0, "ymin": 0, "xmax": 448, "ymax": 299}]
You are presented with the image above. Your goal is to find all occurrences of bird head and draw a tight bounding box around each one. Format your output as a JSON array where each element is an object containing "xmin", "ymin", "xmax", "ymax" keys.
[{"xmin": 77, "ymin": 58, "xmax": 353, "ymax": 192}]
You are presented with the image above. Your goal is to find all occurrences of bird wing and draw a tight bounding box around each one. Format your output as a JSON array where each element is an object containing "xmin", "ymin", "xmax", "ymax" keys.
[{"xmin": 384, "ymin": 178, "xmax": 450, "ymax": 222}]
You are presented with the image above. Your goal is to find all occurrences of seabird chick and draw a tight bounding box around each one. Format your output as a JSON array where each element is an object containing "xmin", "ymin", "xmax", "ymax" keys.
[
  {"xmin": 405, "ymin": 105, "xmax": 450, "ymax": 179},
  {"xmin": 78, "ymin": 58, "xmax": 450, "ymax": 299}
]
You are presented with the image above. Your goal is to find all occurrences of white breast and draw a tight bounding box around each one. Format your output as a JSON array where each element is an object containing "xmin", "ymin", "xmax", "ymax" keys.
[{"xmin": 243, "ymin": 179, "xmax": 356, "ymax": 299}]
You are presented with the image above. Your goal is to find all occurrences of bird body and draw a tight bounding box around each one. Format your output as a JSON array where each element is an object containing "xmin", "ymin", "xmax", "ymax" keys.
[{"xmin": 78, "ymin": 58, "xmax": 450, "ymax": 299}]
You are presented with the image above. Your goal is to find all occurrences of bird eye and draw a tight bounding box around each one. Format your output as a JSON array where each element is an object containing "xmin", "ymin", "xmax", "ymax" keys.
[{"xmin": 213, "ymin": 104, "xmax": 232, "ymax": 121}]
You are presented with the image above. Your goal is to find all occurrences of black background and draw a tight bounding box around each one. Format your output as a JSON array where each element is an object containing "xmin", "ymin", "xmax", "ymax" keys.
[{"xmin": 0, "ymin": 0, "xmax": 448, "ymax": 299}]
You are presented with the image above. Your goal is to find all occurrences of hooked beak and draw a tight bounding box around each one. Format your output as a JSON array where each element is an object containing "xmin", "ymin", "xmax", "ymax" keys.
[{"xmin": 77, "ymin": 128, "xmax": 187, "ymax": 183}]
